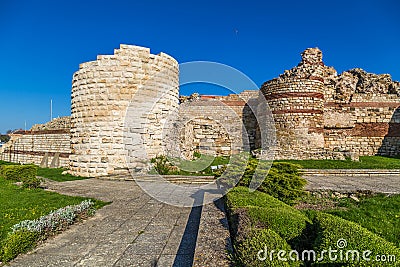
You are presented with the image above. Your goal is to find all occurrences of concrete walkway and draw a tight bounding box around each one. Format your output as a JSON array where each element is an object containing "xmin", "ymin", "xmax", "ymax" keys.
[
  {"xmin": 9, "ymin": 178, "xmax": 232, "ymax": 267},
  {"xmin": 303, "ymin": 169, "xmax": 400, "ymax": 194}
]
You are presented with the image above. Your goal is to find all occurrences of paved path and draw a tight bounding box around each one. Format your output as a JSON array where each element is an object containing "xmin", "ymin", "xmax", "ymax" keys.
[
  {"xmin": 10, "ymin": 178, "xmax": 232, "ymax": 267},
  {"xmin": 303, "ymin": 170, "xmax": 400, "ymax": 194}
]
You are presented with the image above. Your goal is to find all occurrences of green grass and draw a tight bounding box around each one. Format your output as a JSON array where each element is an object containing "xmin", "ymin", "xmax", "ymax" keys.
[
  {"xmin": 326, "ymin": 194, "xmax": 400, "ymax": 247},
  {"xmin": 0, "ymin": 161, "xmax": 16, "ymax": 166},
  {"xmin": 150, "ymin": 154, "xmax": 231, "ymax": 176},
  {"xmin": 276, "ymin": 155, "xmax": 400, "ymax": 169},
  {"xmin": 0, "ymin": 160, "xmax": 90, "ymax": 182},
  {"xmin": 0, "ymin": 177, "xmax": 106, "ymax": 244},
  {"xmin": 175, "ymin": 154, "xmax": 230, "ymax": 175},
  {"xmin": 226, "ymin": 187, "xmax": 400, "ymax": 266},
  {"xmin": 313, "ymin": 212, "xmax": 400, "ymax": 266},
  {"xmin": 37, "ymin": 167, "xmax": 90, "ymax": 182},
  {"xmin": 298, "ymin": 192, "xmax": 400, "ymax": 247}
]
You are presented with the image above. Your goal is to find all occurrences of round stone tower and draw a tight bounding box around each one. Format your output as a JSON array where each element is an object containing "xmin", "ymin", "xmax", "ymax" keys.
[
  {"xmin": 260, "ymin": 48, "xmax": 327, "ymax": 159},
  {"xmin": 70, "ymin": 44, "xmax": 179, "ymax": 177}
]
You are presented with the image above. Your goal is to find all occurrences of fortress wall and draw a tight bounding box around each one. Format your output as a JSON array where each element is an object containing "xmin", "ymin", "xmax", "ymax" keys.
[
  {"xmin": 261, "ymin": 78, "xmax": 326, "ymax": 159},
  {"xmin": 0, "ymin": 130, "xmax": 71, "ymax": 167},
  {"xmin": 176, "ymin": 100, "xmax": 242, "ymax": 158},
  {"xmin": 259, "ymin": 48, "xmax": 400, "ymax": 159},
  {"xmin": 176, "ymin": 90, "xmax": 260, "ymax": 158},
  {"xmin": 70, "ymin": 44, "xmax": 179, "ymax": 177},
  {"xmin": 324, "ymin": 94, "xmax": 400, "ymax": 156},
  {"xmin": 5, "ymin": 46, "xmax": 399, "ymax": 171}
]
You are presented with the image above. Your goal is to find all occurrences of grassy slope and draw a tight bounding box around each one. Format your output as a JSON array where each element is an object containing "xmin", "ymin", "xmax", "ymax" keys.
[
  {"xmin": 276, "ymin": 156, "xmax": 400, "ymax": 169},
  {"xmin": 228, "ymin": 188, "xmax": 400, "ymax": 248},
  {"xmin": 326, "ymin": 194, "xmax": 400, "ymax": 247},
  {"xmin": 0, "ymin": 178, "xmax": 106, "ymax": 244}
]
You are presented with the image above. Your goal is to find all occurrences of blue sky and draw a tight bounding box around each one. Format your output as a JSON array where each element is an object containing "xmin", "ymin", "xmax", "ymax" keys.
[{"xmin": 0, "ymin": 0, "xmax": 399, "ymax": 133}]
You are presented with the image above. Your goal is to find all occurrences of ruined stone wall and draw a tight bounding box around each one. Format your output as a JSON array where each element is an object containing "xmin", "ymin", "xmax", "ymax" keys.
[
  {"xmin": 322, "ymin": 62, "xmax": 400, "ymax": 156},
  {"xmin": 70, "ymin": 44, "xmax": 179, "ymax": 177},
  {"xmin": 0, "ymin": 130, "xmax": 71, "ymax": 167},
  {"xmin": 260, "ymin": 48, "xmax": 400, "ymax": 159},
  {"xmin": 31, "ymin": 116, "xmax": 71, "ymax": 131},
  {"xmin": 176, "ymin": 90, "xmax": 259, "ymax": 158},
  {"xmin": 324, "ymin": 94, "xmax": 400, "ymax": 156},
  {"xmin": 5, "ymin": 46, "xmax": 398, "ymax": 172},
  {"xmin": 0, "ymin": 117, "xmax": 72, "ymax": 167}
]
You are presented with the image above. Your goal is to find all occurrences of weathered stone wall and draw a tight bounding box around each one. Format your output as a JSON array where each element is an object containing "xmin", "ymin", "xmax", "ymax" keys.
[
  {"xmin": 0, "ymin": 130, "xmax": 71, "ymax": 167},
  {"xmin": 261, "ymin": 78, "xmax": 325, "ymax": 159},
  {"xmin": 70, "ymin": 44, "xmax": 179, "ymax": 177},
  {"xmin": 260, "ymin": 48, "xmax": 400, "ymax": 159},
  {"xmin": 324, "ymin": 94, "xmax": 400, "ymax": 156},
  {"xmin": 175, "ymin": 90, "xmax": 260, "ymax": 159},
  {"xmin": 3, "ymin": 45, "xmax": 398, "ymax": 175}
]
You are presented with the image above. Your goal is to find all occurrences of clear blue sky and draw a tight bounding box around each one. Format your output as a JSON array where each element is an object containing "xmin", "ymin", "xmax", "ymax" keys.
[{"xmin": 0, "ymin": 0, "xmax": 399, "ymax": 133}]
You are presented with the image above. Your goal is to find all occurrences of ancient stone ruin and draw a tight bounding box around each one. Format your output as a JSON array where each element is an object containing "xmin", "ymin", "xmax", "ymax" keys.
[
  {"xmin": 0, "ymin": 117, "xmax": 71, "ymax": 168},
  {"xmin": 1, "ymin": 45, "xmax": 399, "ymax": 177}
]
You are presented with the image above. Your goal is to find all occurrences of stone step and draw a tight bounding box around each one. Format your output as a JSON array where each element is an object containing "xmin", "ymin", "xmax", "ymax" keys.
[
  {"xmin": 99, "ymin": 174, "xmax": 216, "ymax": 184},
  {"xmin": 301, "ymin": 169, "xmax": 400, "ymax": 177}
]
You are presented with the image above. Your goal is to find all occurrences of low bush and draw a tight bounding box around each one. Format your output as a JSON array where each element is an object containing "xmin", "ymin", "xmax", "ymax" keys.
[
  {"xmin": 0, "ymin": 200, "xmax": 95, "ymax": 263},
  {"xmin": 226, "ymin": 187, "xmax": 312, "ymax": 249},
  {"xmin": 11, "ymin": 200, "xmax": 94, "ymax": 234},
  {"xmin": 218, "ymin": 154, "xmax": 257, "ymax": 188},
  {"xmin": 221, "ymin": 158, "xmax": 306, "ymax": 204},
  {"xmin": 226, "ymin": 186, "xmax": 285, "ymax": 210},
  {"xmin": 150, "ymin": 155, "xmax": 172, "ymax": 175},
  {"xmin": 0, "ymin": 230, "xmax": 39, "ymax": 262},
  {"xmin": 312, "ymin": 212, "xmax": 400, "ymax": 266},
  {"xmin": 0, "ymin": 165, "xmax": 37, "ymax": 181},
  {"xmin": 21, "ymin": 175, "xmax": 43, "ymax": 189},
  {"xmin": 246, "ymin": 206, "xmax": 311, "ymax": 242},
  {"xmin": 0, "ymin": 165, "xmax": 41, "ymax": 188},
  {"xmin": 257, "ymin": 162, "xmax": 306, "ymax": 205},
  {"xmin": 234, "ymin": 228, "xmax": 300, "ymax": 267}
]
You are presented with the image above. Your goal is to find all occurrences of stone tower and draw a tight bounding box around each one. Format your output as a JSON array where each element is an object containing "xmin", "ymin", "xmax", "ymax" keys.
[
  {"xmin": 69, "ymin": 45, "xmax": 179, "ymax": 177},
  {"xmin": 260, "ymin": 48, "xmax": 330, "ymax": 159}
]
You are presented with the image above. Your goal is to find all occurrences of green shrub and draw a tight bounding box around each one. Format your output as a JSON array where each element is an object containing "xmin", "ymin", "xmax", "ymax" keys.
[
  {"xmin": 270, "ymin": 162, "xmax": 302, "ymax": 175},
  {"xmin": 193, "ymin": 151, "xmax": 201, "ymax": 158},
  {"xmin": 150, "ymin": 155, "xmax": 171, "ymax": 175},
  {"xmin": 0, "ymin": 165, "xmax": 42, "ymax": 188},
  {"xmin": 0, "ymin": 165, "xmax": 38, "ymax": 181},
  {"xmin": 234, "ymin": 228, "xmax": 301, "ymax": 267},
  {"xmin": 220, "ymin": 154, "xmax": 258, "ymax": 187},
  {"xmin": 226, "ymin": 187, "xmax": 312, "ymax": 246},
  {"xmin": 246, "ymin": 206, "xmax": 311, "ymax": 242},
  {"xmin": 312, "ymin": 212, "xmax": 400, "ymax": 266},
  {"xmin": 226, "ymin": 186, "xmax": 285, "ymax": 210},
  {"xmin": 326, "ymin": 193, "xmax": 400, "ymax": 247},
  {"xmin": 257, "ymin": 163, "xmax": 306, "ymax": 205},
  {"xmin": 21, "ymin": 175, "xmax": 43, "ymax": 189},
  {"xmin": 0, "ymin": 160, "xmax": 16, "ymax": 166},
  {"xmin": 0, "ymin": 230, "xmax": 39, "ymax": 262},
  {"xmin": 221, "ymin": 157, "xmax": 306, "ymax": 204}
]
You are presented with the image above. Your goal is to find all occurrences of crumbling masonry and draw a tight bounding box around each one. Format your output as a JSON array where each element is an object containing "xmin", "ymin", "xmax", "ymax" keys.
[{"xmin": 1, "ymin": 45, "xmax": 399, "ymax": 177}]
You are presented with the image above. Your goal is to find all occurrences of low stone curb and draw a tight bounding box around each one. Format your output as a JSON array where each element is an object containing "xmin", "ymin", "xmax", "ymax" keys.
[
  {"xmin": 98, "ymin": 174, "xmax": 216, "ymax": 184},
  {"xmin": 301, "ymin": 169, "xmax": 400, "ymax": 177}
]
